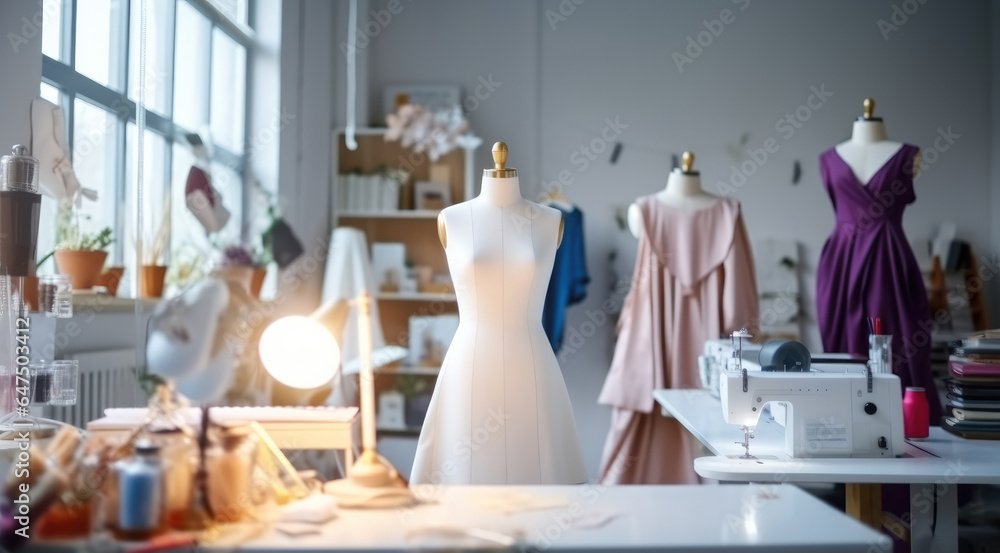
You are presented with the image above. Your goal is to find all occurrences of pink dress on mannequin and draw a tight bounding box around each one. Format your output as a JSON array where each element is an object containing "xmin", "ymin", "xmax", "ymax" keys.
[{"xmin": 598, "ymin": 195, "xmax": 759, "ymax": 484}]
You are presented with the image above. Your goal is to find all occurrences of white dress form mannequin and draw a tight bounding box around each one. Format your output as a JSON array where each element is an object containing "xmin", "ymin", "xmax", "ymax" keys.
[
  {"xmin": 627, "ymin": 151, "xmax": 720, "ymax": 238},
  {"xmin": 834, "ymin": 98, "xmax": 920, "ymax": 184},
  {"xmin": 411, "ymin": 143, "xmax": 586, "ymax": 485}
]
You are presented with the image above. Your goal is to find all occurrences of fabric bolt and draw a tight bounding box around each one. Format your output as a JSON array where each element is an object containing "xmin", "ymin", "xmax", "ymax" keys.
[
  {"xmin": 411, "ymin": 200, "xmax": 587, "ymax": 485},
  {"xmin": 542, "ymin": 206, "xmax": 590, "ymax": 353},
  {"xmin": 816, "ymin": 144, "xmax": 942, "ymax": 423},
  {"xmin": 598, "ymin": 195, "xmax": 759, "ymax": 484}
]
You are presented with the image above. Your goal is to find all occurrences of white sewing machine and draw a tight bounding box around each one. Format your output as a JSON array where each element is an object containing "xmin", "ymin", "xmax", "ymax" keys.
[{"xmin": 718, "ymin": 335, "xmax": 905, "ymax": 459}]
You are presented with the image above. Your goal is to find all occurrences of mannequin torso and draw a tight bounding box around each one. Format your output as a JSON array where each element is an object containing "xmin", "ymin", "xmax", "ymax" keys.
[
  {"xmin": 627, "ymin": 170, "xmax": 720, "ymax": 238},
  {"xmin": 414, "ymin": 173, "xmax": 586, "ymax": 485},
  {"xmin": 835, "ymin": 120, "xmax": 920, "ymax": 184}
]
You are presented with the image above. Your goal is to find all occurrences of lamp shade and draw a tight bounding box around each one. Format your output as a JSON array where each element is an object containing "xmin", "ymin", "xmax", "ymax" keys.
[{"xmin": 259, "ymin": 315, "xmax": 341, "ymax": 389}]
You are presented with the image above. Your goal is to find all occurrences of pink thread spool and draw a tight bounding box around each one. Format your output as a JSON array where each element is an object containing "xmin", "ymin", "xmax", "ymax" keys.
[{"xmin": 903, "ymin": 387, "xmax": 929, "ymax": 440}]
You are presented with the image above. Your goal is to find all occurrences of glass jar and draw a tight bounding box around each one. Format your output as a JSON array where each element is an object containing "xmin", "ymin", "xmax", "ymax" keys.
[
  {"xmin": 28, "ymin": 362, "xmax": 51, "ymax": 404},
  {"xmin": 48, "ymin": 360, "xmax": 78, "ymax": 406},
  {"xmin": 111, "ymin": 442, "xmax": 166, "ymax": 541},
  {"xmin": 206, "ymin": 423, "xmax": 257, "ymax": 522},
  {"xmin": 147, "ymin": 427, "xmax": 196, "ymax": 529},
  {"xmin": 39, "ymin": 274, "xmax": 72, "ymax": 318}
]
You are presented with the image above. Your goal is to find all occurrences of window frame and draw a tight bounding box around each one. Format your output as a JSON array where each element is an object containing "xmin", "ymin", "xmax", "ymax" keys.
[{"xmin": 41, "ymin": 0, "xmax": 252, "ymax": 266}]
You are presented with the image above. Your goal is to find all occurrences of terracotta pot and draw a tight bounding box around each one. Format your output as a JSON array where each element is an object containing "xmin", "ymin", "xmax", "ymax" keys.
[
  {"xmin": 140, "ymin": 265, "xmax": 168, "ymax": 298},
  {"xmin": 250, "ymin": 267, "xmax": 267, "ymax": 298},
  {"xmin": 97, "ymin": 266, "xmax": 125, "ymax": 296},
  {"xmin": 219, "ymin": 265, "xmax": 253, "ymax": 293},
  {"xmin": 54, "ymin": 250, "xmax": 108, "ymax": 290}
]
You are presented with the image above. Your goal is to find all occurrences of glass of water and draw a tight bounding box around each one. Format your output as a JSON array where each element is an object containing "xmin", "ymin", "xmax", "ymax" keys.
[{"xmin": 49, "ymin": 360, "xmax": 79, "ymax": 406}]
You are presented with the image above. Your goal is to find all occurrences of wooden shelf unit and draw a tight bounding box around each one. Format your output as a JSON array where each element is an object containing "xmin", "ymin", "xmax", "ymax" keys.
[{"xmin": 331, "ymin": 128, "xmax": 477, "ymax": 432}]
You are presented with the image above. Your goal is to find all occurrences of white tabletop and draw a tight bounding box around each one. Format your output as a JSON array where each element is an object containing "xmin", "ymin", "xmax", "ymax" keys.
[
  {"xmin": 238, "ymin": 485, "xmax": 886, "ymax": 552},
  {"xmin": 654, "ymin": 389, "xmax": 1000, "ymax": 484}
]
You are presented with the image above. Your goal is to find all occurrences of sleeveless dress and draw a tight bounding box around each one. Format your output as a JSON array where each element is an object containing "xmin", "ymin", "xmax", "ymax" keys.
[
  {"xmin": 410, "ymin": 199, "xmax": 587, "ymax": 485},
  {"xmin": 817, "ymin": 144, "xmax": 942, "ymax": 422},
  {"xmin": 598, "ymin": 196, "xmax": 759, "ymax": 484}
]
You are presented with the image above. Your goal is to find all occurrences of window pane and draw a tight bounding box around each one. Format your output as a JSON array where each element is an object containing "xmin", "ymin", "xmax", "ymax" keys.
[
  {"xmin": 75, "ymin": 0, "xmax": 125, "ymax": 89},
  {"xmin": 42, "ymin": 0, "xmax": 64, "ymax": 61},
  {"xmin": 40, "ymin": 82, "xmax": 61, "ymax": 104},
  {"xmin": 209, "ymin": 161, "xmax": 242, "ymax": 245},
  {"xmin": 125, "ymin": 124, "xmax": 170, "ymax": 271},
  {"xmin": 128, "ymin": 0, "xmax": 174, "ymax": 115},
  {"xmin": 72, "ymin": 99, "xmax": 120, "ymax": 259},
  {"xmin": 173, "ymin": 1, "xmax": 211, "ymax": 132},
  {"xmin": 210, "ymin": 28, "xmax": 246, "ymax": 153}
]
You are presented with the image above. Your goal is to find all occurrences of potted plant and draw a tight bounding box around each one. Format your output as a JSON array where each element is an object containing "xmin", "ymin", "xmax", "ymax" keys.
[
  {"xmin": 218, "ymin": 244, "xmax": 256, "ymax": 293},
  {"xmin": 249, "ymin": 252, "xmax": 268, "ymax": 299},
  {"xmin": 138, "ymin": 199, "xmax": 171, "ymax": 298},
  {"xmin": 165, "ymin": 246, "xmax": 207, "ymax": 297},
  {"xmin": 247, "ymin": 183, "xmax": 283, "ymax": 299},
  {"xmin": 40, "ymin": 203, "xmax": 114, "ymax": 290}
]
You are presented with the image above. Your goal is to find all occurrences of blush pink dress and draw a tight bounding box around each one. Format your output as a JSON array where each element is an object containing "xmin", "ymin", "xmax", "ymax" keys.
[{"xmin": 598, "ymin": 195, "xmax": 760, "ymax": 484}]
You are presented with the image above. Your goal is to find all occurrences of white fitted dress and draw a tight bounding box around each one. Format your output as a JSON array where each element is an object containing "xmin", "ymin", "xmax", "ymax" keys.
[{"xmin": 410, "ymin": 196, "xmax": 587, "ymax": 485}]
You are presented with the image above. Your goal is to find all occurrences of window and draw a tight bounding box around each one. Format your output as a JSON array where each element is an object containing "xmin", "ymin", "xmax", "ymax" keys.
[{"xmin": 41, "ymin": 0, "xmax": 253, "ymax": 289}]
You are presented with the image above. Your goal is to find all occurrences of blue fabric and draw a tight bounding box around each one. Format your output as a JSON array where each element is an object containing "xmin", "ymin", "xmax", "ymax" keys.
[{"xmin": 543, "ymin": 206, "xmax": 590, "ymax": 353}]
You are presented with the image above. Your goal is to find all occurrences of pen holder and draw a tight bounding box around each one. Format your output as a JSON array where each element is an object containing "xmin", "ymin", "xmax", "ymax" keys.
[{"xmin": 868, "ymin": 334, "xmax": 892, "ymax": 374}]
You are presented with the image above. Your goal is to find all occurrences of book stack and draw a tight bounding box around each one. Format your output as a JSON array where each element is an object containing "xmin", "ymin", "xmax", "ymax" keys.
[
  {"xmin": 339, "ymin": 173, "xmax": 401, "ymax": 212},
  {"xmin": 942, "ymin": 330, "xmax": 1000, "ymax": 439}
]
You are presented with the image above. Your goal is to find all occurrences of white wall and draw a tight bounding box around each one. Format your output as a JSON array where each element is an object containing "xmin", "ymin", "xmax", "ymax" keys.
[
  {"xmin": 0, "ymin": 1, "xmax": 43, "ymax": 151},
  {"xmin": 274, "ymin": 0, "xmax": 338, "ymax": 314},
  {"xmin": 352, "ymin": 0, "xmax": 996, "ymax": 480}
]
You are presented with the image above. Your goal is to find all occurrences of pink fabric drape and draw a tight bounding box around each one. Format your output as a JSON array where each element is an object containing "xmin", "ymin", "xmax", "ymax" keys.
[{"xmin": 598, "ymin": 196, "xmax": 759, "ymax": 484}]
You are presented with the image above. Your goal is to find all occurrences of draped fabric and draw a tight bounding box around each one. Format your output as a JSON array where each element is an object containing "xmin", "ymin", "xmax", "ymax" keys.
[
  {"xmin": 817, "ymin": 144, "xmax": 942, "ymax": 423},
  {"xmin": 542, "ymin": 206, "xmax": 590, "ymax": 353},
  {"xmin": 598, "ymin": 196, "xmax": 759, "ymax": 484}
]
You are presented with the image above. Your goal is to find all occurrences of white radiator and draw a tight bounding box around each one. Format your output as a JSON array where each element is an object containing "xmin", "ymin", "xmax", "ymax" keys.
[{"xmin": 44, "ymin": 348, "xmax": 148, "ymax": 428}]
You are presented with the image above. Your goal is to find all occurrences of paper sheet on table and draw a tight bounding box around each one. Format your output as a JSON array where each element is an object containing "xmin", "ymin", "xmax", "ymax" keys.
[{"xmin": 470, "ymin": 490, "xmax": 569, "ymax": 515}]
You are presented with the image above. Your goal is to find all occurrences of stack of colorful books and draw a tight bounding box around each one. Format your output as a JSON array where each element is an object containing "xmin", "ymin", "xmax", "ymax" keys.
[{"xmin": 943, "ymin": 331, "xmax": 1000, "ymax": 439}]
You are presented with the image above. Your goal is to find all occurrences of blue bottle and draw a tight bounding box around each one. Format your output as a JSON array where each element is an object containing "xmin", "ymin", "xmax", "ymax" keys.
[{"xmin": 114, "ymin": 441, "xmax": 165, "ymax": 540}]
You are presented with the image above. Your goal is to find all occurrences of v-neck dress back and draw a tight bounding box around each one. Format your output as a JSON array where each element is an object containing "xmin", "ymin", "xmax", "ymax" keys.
[{"xmin": 817, "ymin": 144, "xmax": 942, "ymax": 422}]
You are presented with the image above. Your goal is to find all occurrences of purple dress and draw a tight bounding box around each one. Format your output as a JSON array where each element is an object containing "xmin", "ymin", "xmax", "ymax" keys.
[{"xmin": 817, "ymin": 144, "xmax": 942, "ymax": 423}]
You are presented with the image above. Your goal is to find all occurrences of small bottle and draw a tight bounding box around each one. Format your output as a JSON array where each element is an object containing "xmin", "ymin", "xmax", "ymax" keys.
[
  {"xmin": 903, "ymin": 387, "xmax": 930, "ymax": 440},
  {"xmin": 207, "ymin": 423, "xmax": 256, "ymax": 522},
  {"xmin": 112, "ymin": 441, "xmax": 166, "ymax": 540},
  {"xmin": 39, "ymin": 274, "xmax": 72, "ymax": 318}
]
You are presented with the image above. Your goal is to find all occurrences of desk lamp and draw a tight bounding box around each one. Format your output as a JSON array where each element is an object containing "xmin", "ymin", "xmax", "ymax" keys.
[{"xmin": 258, "ymin": 291, "xmax": 413, "ymax": 507}]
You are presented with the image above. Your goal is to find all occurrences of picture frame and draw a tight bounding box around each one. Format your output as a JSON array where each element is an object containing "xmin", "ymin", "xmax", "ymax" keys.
[
  {"xmin": 371, "ymin": 242, "xmax": 406, "ymax": 293},
  {"xmin": 414, "ymin": 181, "xmax": 452, "ymax": 211}
]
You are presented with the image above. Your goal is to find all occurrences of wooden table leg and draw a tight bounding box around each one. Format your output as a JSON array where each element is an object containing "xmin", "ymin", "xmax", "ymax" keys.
[{"xmin": 846, "ymin": 483, "xmax": 882, "ymax": 530}]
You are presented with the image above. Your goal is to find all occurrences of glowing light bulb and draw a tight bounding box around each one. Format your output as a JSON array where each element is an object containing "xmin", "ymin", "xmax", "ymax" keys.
[{"xmin": 259, "ymin": 315, "xmax": 341, "ymax": 389}]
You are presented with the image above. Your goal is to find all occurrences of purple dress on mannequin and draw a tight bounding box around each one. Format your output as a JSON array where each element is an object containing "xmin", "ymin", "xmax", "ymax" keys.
[{"xmin": 817, "ymin": 143, "xmax": 942, "ymax": 423}]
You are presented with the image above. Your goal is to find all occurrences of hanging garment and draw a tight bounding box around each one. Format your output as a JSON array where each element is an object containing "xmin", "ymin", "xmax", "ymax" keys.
[
  {"xmin": 31, "ymin": 98, "xmax": 94, "ymax": 204},
  {"xmin": 542, "ymin": 205, "xmax": 590, "ymax": 353},
  {"xmin": 817, "ymin": 144, "xmax": 942, "ymax": 422},
  {"xmin": 411, "ymin": 202, "xmax": 587, "ymax": 485},
  {"xmin": 185, "ymin": 166, "xmax": 231, "ymax": 233},
  {"xmin": 322, "ymin": 227, "xmax": 388, "ymax": 376},
  {"xmin": 598, "ymin": 196, "xmax": 759, "ymax": 484}
]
